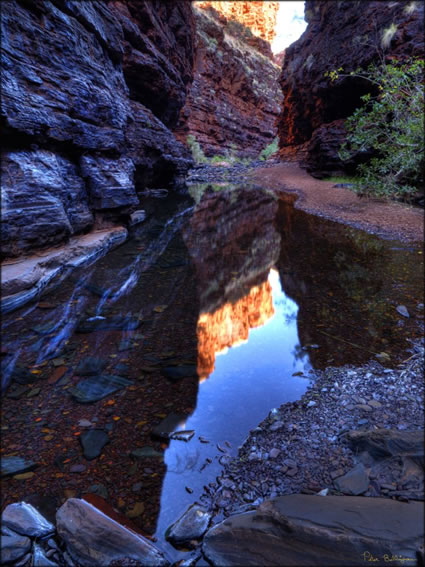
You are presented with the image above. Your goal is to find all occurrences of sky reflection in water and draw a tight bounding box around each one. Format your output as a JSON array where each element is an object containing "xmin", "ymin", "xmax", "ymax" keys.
[{"xmin": 155, "ymin": 267, "xmax": 311, "ymax": 541}]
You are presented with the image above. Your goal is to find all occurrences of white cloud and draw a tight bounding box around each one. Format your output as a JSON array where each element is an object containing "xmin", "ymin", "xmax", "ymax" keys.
[{"xmin": 271, "ymin": 1, "xmax": 307, "ymax": 54}]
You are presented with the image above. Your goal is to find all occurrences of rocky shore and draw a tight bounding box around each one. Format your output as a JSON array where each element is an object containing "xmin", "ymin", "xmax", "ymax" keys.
[{"xmin": 2, "ymin": 338, "xmax": 423, "ymax": 566}]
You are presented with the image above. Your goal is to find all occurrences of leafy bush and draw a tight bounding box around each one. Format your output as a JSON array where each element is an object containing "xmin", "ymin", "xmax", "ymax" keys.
[
  {"xmin": 259, "ymin": 137, "xmax": 279, "ymax": 160},
  {"xmin": 334, "ymin": 58, "xmax": 424, "ymax": 200},
  {"xmin": 187, "ymin": 135, "xmax": 208, "ymax": 164}
]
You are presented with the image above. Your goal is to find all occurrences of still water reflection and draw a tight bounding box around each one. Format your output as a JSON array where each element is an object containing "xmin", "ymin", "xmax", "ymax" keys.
[
  {"xmin": 155, "ymin": 268, "xmax": 311, "ymax": 545},
  {"xmin": 1, "ymin": 183, "xmax": 423, "ymax": 562}
]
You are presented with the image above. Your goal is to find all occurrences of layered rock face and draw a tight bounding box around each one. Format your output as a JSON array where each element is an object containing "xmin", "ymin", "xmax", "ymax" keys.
[
  {"xmin": 1, "ymin": 1, "xmax": 194, "ymax": 258},
  {"xmin": 176, "ymin": 5, "xmax": 282, "ymax": 158},
  {"xmin": 194, "ymin": 1, "xmax": 279, "ymax": 43},
  {"xmin": 278, "ymin": 0, "xmax": 425, "ymax": 177}
]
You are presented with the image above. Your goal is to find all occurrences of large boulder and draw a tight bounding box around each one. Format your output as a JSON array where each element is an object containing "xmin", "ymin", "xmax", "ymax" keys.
[
  {"xmin": 56, "ymin": 498, "xmax": 169, "ymax": 566},
  {"xmin": 277, "ymin": 0, "xmax": 424, "ymax": 176},
  {"xmin": 203, "ymin": 494, "xmax": 424, "ymax": 566}
]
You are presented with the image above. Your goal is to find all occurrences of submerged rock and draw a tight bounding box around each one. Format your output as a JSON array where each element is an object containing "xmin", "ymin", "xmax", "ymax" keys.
[
  {"xmin": 1, "ymin": 457, "xmax": 37, "ymax": 478},
  {"xmin": 80, "ymin": 430, "xmax": 109, "ymax": 460},
  {"xmin": 76, "ymin": 317, "xmax": 140, "ymax": 333},
  {"xmin": 203, "ymin": 494, "xmax": 423, "ymax": 566},
  {"xmin": 0, "ymin": 533, "xmax": 31, "ymax": 564},
  {"xmin": 56, "ymin": 498, "xmax": 169, "ymax": 566},
  {"xmin": 161, "ymin": 365, "xmax": 198, "ymax": 381},
  {"xmin": 166, "ymin": 504, "xmax": 211, "ymax": 547},
  {"xmin": 75, "ymin": 357, "xmax": 107, "ymax": 376},
  {"xmin": 70, "ymin": 374, "xmax": 132, "ymax": 403},
  {"xmin": 2, "ymin": 502, "xmax": 55, "ymax": 538},
  {"xmin": 131, "ymin": 447, "xmax": 164, "ymax": 459}
]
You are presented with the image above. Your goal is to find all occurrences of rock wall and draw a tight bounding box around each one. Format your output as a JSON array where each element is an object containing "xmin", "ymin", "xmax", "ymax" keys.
[
  {"xmin": 176, "ymin": 5, "xmax": 282, "ymax": 158},
  {"xmin": 194, "ymin": 1, "xmax": 279, "ymax": 43},
  {"xmin": 1, "ymin": 0, "xmax": 195, "ymax": 259},
  {"xmin": 277, "ymin": 0, "xmax": 425, "ymax": 177}
]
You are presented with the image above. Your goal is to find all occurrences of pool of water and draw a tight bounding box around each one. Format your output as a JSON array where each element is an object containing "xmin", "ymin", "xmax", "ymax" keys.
[{"xmin": 1, "ymin": 183, "xmax": 423, "ymax": 561}]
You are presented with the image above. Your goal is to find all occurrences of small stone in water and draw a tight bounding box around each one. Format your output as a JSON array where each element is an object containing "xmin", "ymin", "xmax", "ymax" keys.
[{"xmin": 396, "ymin": 305, "xmax": 409, "ymax": 318}]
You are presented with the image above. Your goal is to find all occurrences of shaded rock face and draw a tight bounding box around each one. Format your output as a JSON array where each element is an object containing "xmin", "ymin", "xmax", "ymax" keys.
[
  {"xmin": 278, "ymin": 0, "xmax": 425, "ymax": 177},
  {"xmin": 1, "ymin": 0, "xmax": 194, "ymax": 259},
  {"xmin": 203, "ymin": 494, "xmax": 424, "ymax": 566},
  {"xmin": 195, "ymin": 1, "xmax": 279, "ymax": 43},
  {"xmin": 175, "ymin": 6, "xmax": 282, "ymax": 158}
]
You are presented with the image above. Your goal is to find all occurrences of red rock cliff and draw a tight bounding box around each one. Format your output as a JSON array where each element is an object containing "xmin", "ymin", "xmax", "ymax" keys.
[
  {"xmin": 176, "ymin": 5, "xmax": 282, "ymax": 158},
  {"xmin": 277, "ymin": 0, "xmax": 424, "ymax": 177},
  {"xmin": 194, "ymin": 1, "xmax": 279, "ymax": 43}
]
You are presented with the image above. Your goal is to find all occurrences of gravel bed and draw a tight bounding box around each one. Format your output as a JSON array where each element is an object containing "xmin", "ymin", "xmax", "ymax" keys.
[
  {"xmin": 186, "ymin": 160, "xmax": 279, "ymax": 185},
  {"xmin": 199, "ymin": 339, "xmax": 424, "ymax": 519}
]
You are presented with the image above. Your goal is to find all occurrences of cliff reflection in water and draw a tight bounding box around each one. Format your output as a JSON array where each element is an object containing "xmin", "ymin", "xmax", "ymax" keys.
[
  {"xmin": 183, "ymin": 185, "xmax": 281, "ymax": 377},
  {"xmin": 197, "ymin": 279, "xmax": 275, "ymax": 378}
]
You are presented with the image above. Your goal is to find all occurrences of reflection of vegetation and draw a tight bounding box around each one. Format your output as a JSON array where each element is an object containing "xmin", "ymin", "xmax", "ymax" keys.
[{"xmin": 187, "ymin": 134, "xmax": 208, "ymax": 164}]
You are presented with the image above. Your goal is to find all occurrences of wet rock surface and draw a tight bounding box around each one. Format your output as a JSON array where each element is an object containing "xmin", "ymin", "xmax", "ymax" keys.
[
  {"xmin": 0, "ymin": 533, "xmax": 31, "ymax": 564},
  {"xmin": 2, "ymin": 502, "xmax": 55, "ymax": 538},
  {"xmin": 56, "ymin": 498, "xmax": 169, "ymax": 567},
  {"xmin": 166, "ymin": 503, "xmax": 211, "ymax": 547},
  {"xmin": 203, "ymin": 494, "xmax": 424, "ymax": 566}
]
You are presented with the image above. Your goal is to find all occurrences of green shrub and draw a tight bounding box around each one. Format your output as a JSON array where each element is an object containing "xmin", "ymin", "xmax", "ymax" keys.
[
  {"xmin": 331, "ymin": 58, "xmax": 424, "ymax": 200},
  {"xmin": 259, "ymin": 137, "xmax": 279, "ymax": 160},
  {"xmin": 210, "ymin": 155, "xmax": 228, "ymax": 164},
  {"xmin": 187, "ymin": 135, "xmax": 208, "ymax": 164}
]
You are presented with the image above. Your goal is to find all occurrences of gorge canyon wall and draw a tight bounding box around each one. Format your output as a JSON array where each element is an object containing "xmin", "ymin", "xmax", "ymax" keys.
[
  {"xmin": 176, "ymin": 3, "xmax": 282, "ymax": 158},
  {"xmin": 1, "ymin": 0, "xmax": 195, "ymax": 258},
  {"xmin": 194, "ymin": 1, "xmax": 279, "ymax": 43},
  {"xmin": 278, "ymin": 0, "xmax": 425, "ymax": 177}
]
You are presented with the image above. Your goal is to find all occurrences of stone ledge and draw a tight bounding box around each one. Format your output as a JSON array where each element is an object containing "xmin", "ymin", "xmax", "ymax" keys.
[{"xmin": 1, "ymin": 227, "xmax": 127, "ymax": 314}]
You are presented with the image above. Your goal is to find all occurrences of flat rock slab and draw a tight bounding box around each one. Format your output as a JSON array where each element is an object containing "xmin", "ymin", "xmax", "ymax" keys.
[
  {"xmin": 80, "ymin": 430, "xmax": 109, "ymax": 460},
  {"xmin": 75, "ymin": 357, "xmax": 107, "ymax": 376},
  {"xmin": 70, "ymin": 374, "xmax": 132, "ymax": 403},
  {"xmin": 166, "ymin": 504, "xmax": 211, "ymax": 547},
  {"xmin": 0, "ymin": 534, "xmax": 31, "ymax": 564},
  {"xmin": 343, "ymin": 429, "xmax": 424, "ymax": 460},
  {"xmin": 1, "ymin": 457, "xmax": 37, "ymax": 477},
  {"xmin": 333, "ymin": 463, "xmax": 369, "ymax": 495},
  {"xmin": 203, "ymin": 494, "xmax": 423, "ymax": 566},
  {"xmin": 2, "ymin": 502, "xmax": 55, "ymax": 538},
  {"xmin": 56, "ymin": 498, "xmax": 169, "ymax": 566},
  {"xmin": 151, "ymin": 413, "xmax": 187, "ymax": 441}
]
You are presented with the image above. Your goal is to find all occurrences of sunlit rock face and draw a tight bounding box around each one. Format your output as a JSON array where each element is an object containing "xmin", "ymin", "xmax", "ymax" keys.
[
  {"xmin": 194, "ymin": 1, "xmax": 279, "ymax": 43},
  {"xmin": 277, "ymin": 0, "xmax": 424, "ymax": 177},
  {"xmin": 175, "ymin": 5, "xmax": 282, "ymax": 158},
  {"xmin": 182, "ymin": 186, "xmax": 280, "ymax": 377},
  {"xmin": 1, "ymin": 1, "xmax": 194, "ymax": 259},
  {"xmin": 197, "ymin": 279, "xmax": 274, "ymax": 378}
]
